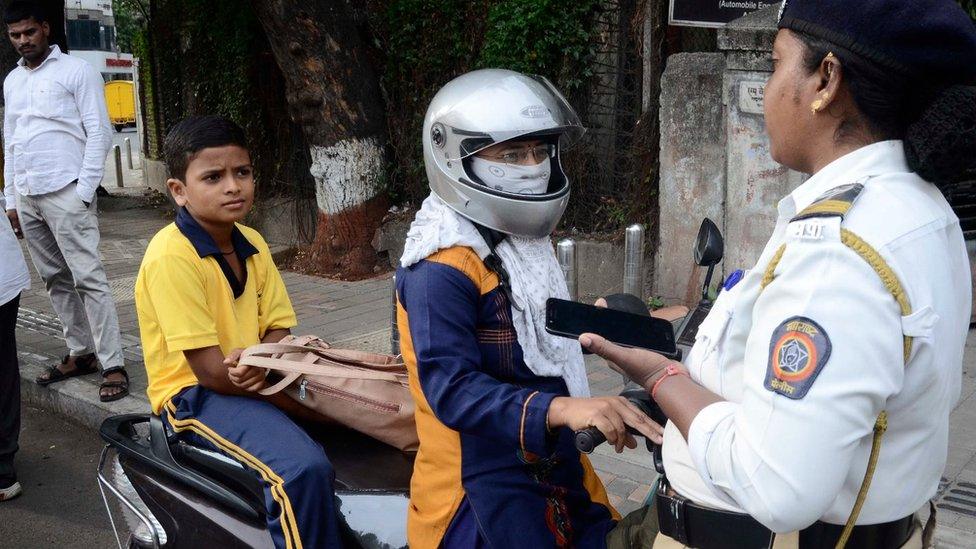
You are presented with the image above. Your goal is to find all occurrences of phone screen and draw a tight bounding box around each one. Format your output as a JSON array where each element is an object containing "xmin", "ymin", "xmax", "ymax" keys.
[{"xmin": 545, "ymin": 298, "xmax": 678, "ymax": 358}]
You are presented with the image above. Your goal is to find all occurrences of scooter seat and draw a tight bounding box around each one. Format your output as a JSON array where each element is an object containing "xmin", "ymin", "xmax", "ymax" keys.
[
  {"xmin": 172, "ymin": 441, "xmax": 266, "ymax": 510},
  {"xmin": 169, "ymin": 421, "xmax": 415, "ymax": 494}
]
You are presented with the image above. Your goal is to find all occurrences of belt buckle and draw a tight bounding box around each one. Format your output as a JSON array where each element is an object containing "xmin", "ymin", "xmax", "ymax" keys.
[{"xmin": 658, "ymin": 478, "xmax": 691, "ymax": 545}]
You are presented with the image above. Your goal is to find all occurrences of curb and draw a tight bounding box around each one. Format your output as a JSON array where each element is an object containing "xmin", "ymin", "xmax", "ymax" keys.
[{"xmin": 19, "ymin": 354, "xmax": 149, "ymax": 433}]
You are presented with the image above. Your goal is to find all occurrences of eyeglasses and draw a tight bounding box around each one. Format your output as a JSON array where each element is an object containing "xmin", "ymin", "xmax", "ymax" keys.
[{"xmin": 480, "ymin": 144, "xmax": 552, "ymax": 165}]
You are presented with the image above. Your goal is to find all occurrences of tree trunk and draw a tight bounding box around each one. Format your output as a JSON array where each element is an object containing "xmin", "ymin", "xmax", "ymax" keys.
[{"xmin": 249, "ymin": 0, "xmax": 389, "ymax": 278}]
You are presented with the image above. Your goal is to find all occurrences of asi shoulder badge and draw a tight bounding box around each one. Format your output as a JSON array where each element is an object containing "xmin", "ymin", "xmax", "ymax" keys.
[{"xmin": 764, "ymin": 316, "xmax": 832, "ymax": 399}]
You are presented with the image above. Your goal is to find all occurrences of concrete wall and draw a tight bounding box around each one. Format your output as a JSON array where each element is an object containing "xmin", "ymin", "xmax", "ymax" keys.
[
  {"xmin": 653, "ymin": 52, "xmax": 726, "ymax": 305},
  {"xmin": 142, "ymin": 157, "xmax": 168, "ymax": 195},
  {"xmin": 248, "ymin": 196, "xmax": 317, "ymax": 249},
  {"xmin": 374, "ymin": 219, "xmax": 647, "ymax": 305},
  {"xmin": 719, "ymin": 8, "xmax": 805, "ymax": 273},
  {"xmin": 654, "ymin": 6, "xmax": 804, "ymax": 306}
]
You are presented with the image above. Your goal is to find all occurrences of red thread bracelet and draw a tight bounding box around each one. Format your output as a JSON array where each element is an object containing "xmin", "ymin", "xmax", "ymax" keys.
[{"xmin": 651, "ymin": 363, "xmax": 689, "ymax": 400}]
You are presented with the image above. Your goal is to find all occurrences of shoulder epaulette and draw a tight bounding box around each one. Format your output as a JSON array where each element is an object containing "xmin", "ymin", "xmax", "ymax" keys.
[{"xmin": 791, "ymin": 182, "xmax": 865, "ymax": 222}]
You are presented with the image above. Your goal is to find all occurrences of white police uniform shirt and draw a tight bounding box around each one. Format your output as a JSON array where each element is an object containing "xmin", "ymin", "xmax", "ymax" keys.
[
  {"xmin": 0, "ymin": 196, "xmax": 30, "ymax": 306},
  {"xmin": 663, "ymin": 140, "xmax": 971, "ymax": 533},
  {"xmin": 2, "ymin": 45, "xmax": 112, "ymax": 209}
]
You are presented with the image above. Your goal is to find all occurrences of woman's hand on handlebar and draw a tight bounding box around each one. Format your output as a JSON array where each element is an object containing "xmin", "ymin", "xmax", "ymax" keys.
[
  {"xmin": 547, "ymin": 396, "xmax": 664, "ymax": 453},
  {"xmin": 579, "ymin": 333, "xmax": 675, "ymax": 389}
]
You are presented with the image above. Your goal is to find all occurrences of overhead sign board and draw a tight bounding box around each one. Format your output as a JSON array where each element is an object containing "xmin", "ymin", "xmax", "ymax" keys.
[{"xmin": 669, "ymin": 0, "xmax": 779, "ymax": 28}]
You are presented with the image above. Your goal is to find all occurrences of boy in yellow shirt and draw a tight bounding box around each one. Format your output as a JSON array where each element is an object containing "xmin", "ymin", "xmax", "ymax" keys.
[{"xmin": 134, "ymin": 115, "xmax": 340, "ymax": 548}]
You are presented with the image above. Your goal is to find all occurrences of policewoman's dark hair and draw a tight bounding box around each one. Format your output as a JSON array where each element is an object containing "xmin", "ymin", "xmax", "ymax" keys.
[
  {"xmin": 796, "ymin": 32, "xmax": 976, "ymax": 192},
  {"xmin": 780, "ymin": 0, "xmax": 976, "ymax": 193},
  {"xmin": 163, "ymin": 115, "xmax": 250, "ymax": 181}
]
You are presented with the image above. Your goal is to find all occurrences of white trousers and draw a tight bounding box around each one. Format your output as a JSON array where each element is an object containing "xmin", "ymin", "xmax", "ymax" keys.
[{"xmin": 16, "ymin": 183, "xmax": 123, "ymax": 371}]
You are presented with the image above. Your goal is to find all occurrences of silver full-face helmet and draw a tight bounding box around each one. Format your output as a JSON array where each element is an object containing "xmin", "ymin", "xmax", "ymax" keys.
[{"xmin": 422, "ymin": 69, "xmax": 585, "ymax": 238}]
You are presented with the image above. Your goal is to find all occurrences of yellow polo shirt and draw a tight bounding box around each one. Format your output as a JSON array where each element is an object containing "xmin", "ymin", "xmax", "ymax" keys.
[{"xmin": 135, "ymin": 212, "xmax": 297, "ymax": 413}]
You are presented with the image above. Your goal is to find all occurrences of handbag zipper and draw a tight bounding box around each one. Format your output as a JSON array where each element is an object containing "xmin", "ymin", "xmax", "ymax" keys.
[{"xmin": 301, "ymin": 379, "xmax": 400, "ymax": 414}]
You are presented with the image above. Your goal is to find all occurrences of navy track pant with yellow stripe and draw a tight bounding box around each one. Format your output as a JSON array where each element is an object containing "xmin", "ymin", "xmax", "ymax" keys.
[{"xmin": 164, "ymin": 385, "xmax": 341, "ymax": 549}]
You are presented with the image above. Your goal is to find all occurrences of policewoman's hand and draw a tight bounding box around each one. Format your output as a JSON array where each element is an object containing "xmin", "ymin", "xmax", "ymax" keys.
[
  {"xmin": 547, "ymin": 395, "xmax": 664, "ymax": 452},
  {"xmin": 580, "ymin": 333, "xmax": 674, "ymax": 389},
  {"xmin": 225, "ymin": 348, "xmax": 268, "ymax": 393}
]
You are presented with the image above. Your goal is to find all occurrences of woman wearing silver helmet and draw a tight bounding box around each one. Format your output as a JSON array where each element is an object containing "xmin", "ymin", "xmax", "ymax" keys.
[
  {"xmin": 395, "ymin": 69, "xmax": 662, "ymax": 548},
  {"xmin": 585, "ymin": 0, "xmax": 976, "ymax": 547}
]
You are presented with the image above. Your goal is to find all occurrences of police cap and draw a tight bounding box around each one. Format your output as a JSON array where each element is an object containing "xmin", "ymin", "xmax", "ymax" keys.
[{"xmin": 778, "ymin": 0, "xmax": 976, "ymax": 83}]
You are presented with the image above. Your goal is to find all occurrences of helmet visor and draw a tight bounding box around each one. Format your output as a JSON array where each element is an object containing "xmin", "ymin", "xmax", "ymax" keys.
[{"xmin": 437, "ymin": 74, "xmax": 584, "ymax": 160}]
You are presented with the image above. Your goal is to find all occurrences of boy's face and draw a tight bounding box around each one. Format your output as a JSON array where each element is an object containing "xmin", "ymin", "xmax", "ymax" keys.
[{"xmin": 167, "ymin": 145, "xmax": 255, "ymax": 226}]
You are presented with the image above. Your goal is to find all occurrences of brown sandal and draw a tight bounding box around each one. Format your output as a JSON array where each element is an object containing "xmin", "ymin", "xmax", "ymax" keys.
[
  {"xmin": 100, "ymin": 369, "xmax": 129, "ymax": 402},
  {"xmin": 35, "ymin": 354, "xmax": 98, "ymax": 386}
]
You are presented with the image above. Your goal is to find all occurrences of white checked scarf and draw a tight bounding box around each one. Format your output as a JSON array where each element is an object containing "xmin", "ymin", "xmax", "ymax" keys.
[{"xmin": 400, "ymin": 194, "xmax": 589, "ymax": 397}]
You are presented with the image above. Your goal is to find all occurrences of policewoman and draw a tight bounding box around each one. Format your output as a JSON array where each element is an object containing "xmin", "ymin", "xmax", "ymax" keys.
[
  {"xmin": 396, "ymin": 69, "xmax": 661, "ymax": 548},
  {"xmin": 589, "ymin": 1, "xmax": 976, "ymax": 547}
]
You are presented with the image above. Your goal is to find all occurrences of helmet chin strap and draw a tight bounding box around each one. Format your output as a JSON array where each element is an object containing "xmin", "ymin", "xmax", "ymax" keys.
[{"xmin": 472, "ymin": 223, "xmax": 521, "ymax": 311}]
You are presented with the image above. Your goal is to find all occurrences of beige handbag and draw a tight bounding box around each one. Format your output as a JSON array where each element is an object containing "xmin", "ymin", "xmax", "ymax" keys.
[{"xmin": 239, "ymin": 335, "xmax": 418, "ymax": 452}]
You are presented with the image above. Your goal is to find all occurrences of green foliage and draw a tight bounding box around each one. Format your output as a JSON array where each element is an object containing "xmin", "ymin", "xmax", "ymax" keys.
[
  {"xmin": 647, "ymin": 295, "xmax": 665, "ymax": 310},
  {"xmin": 180, "ymin": 0, "xmax": 258, "ymax": 130},
  {"xmin": 478, "ymin": 0, "xmax": 598, "ymax": 91},
  {"xmin": 376, "ymin": 0, "xmax": 602, "ymax": 207},
  {"xmin": 112, "ymin": 0, "xmax": 141, "ymax": 53},
  {"xmin": 376, "ymin": 0, "xmax": 484, "ymax": 204},
  {"xmin": 960, "ymin": 0, "xmax": 976, "ymax": 19}
]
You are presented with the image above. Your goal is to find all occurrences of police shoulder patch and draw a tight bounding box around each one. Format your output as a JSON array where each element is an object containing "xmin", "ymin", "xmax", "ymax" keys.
[{"xmin": 764, "ymin": 316, "xmax": 832, "ymax": 400}]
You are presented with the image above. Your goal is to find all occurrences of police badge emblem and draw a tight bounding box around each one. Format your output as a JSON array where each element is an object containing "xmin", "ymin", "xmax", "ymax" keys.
[{"xmin": 764, "ymin": 316, "xmax": 831, "ymax": 399}]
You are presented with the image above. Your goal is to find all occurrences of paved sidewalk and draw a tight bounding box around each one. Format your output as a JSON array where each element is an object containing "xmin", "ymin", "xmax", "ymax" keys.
[{"xmin": 12, "ymin": 196, "xmax": 976, "ymax": 545}]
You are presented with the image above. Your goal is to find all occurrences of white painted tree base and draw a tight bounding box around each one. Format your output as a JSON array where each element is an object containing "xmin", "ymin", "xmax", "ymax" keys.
[{"xmin": 309, "ymin": 136, "xmax": 384, "ymax": 215}]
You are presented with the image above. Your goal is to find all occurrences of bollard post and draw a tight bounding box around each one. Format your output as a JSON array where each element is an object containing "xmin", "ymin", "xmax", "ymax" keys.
[
  {"xmin": 114, "ymin": 145, "xmax": 124, "ymax": 188},
  {"xmin": 390, "ymin": 274, "xmax": 400, "ymax": 356},
  {"xmin": 556, "ymin": 239, "xmax": 578, "ymax": 301},
  {"xmin": 124, "ymin": 137, "xmax": 133, "ymax": 169},
  {"xmin": 623, "ymin": 224, "xmax": 645, "ymax": 299}
]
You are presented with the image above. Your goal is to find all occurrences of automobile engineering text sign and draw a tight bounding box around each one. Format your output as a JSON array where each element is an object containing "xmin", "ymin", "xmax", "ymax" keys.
[{"xmin": 670, "ymin": 0, "xmax": 778, "ymax": 28}]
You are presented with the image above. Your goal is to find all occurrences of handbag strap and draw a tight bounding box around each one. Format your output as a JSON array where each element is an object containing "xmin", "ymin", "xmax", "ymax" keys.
[
  {"xmin": 256, "ymin": 352, "xmax": 316, "ymax": 396},
  {"xmin": 244, "ymin": 341, "xmax": 404, "ymax": 370},
  {"xmin": 240, "ymin": 351, "xmax": 409, "ymax": 384}
]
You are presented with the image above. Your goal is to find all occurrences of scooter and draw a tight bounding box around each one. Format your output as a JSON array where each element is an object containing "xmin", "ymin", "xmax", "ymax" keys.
[
  {"xmin": 574, "ymin": 217, "xmax": 725, "ymax": 463},
  {"xmin": 96, "ymin": 411, "xmax": 413, "ymax": 548},
  {"xmin": 95, "ymin": 218, "xmax": 723, "ymax": 549}
]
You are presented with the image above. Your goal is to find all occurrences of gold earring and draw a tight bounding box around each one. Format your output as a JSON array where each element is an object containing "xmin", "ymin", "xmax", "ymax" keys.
[
  {"xmin": 811, "ymin": 92, "xmax": 829, "ymax": 114},
  {"xmin": 825, "ymin": 51, "xmax": 835, "ymax": 60}
]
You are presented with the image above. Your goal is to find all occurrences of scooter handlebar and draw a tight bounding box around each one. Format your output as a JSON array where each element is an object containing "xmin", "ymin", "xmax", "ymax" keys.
[{"xmin": 575, "ymin": 426, "xmax": 607, "ymax": 454}]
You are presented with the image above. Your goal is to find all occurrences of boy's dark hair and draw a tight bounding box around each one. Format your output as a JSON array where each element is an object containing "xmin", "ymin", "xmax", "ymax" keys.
[
  {"xmin": 163, "ymin": 115, "xmax": 249, "ymax": 181},
  {"xmin": 3, "ymin": 1, "xmax": 48, "ymax": 25}
]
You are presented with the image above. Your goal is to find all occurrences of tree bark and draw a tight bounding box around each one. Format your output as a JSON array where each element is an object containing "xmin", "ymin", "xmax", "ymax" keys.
[{"xmin": 249, "ymin": 0, "xmax": 389, "ymax": 278}]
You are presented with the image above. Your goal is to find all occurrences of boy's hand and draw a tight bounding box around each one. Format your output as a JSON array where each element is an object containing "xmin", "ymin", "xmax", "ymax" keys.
[{"xmin": 225, "ymin": 348, "xmax": 267, "ymax": 392}]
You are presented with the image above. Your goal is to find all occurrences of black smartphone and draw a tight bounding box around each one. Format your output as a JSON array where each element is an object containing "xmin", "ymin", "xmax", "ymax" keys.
[{"xmin": 545, "ymin": 298, "xmax": 678, "ymax": 358}]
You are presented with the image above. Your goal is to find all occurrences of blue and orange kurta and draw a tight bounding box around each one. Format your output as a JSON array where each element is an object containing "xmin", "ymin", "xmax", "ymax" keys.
[{"xmin": 396, "ymin": 246, "xmax": 619, "ymax": 548}]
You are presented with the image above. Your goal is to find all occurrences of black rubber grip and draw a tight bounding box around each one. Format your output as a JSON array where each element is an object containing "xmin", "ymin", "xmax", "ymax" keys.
[{"xmin": 574, "ymin": 426, "xmax": 607, "ymax": 454}]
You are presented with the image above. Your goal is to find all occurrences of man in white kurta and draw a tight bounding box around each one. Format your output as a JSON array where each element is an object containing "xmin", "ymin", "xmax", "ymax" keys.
[{"xmin": 2, "ymin": 4, "xmax": 127, "ymax": 400}]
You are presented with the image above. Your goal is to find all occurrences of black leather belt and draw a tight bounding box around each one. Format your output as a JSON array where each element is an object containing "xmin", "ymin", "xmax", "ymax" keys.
[{"xmin": 656, "ymin": 488, "xmax": 914, "ymax": 548}]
